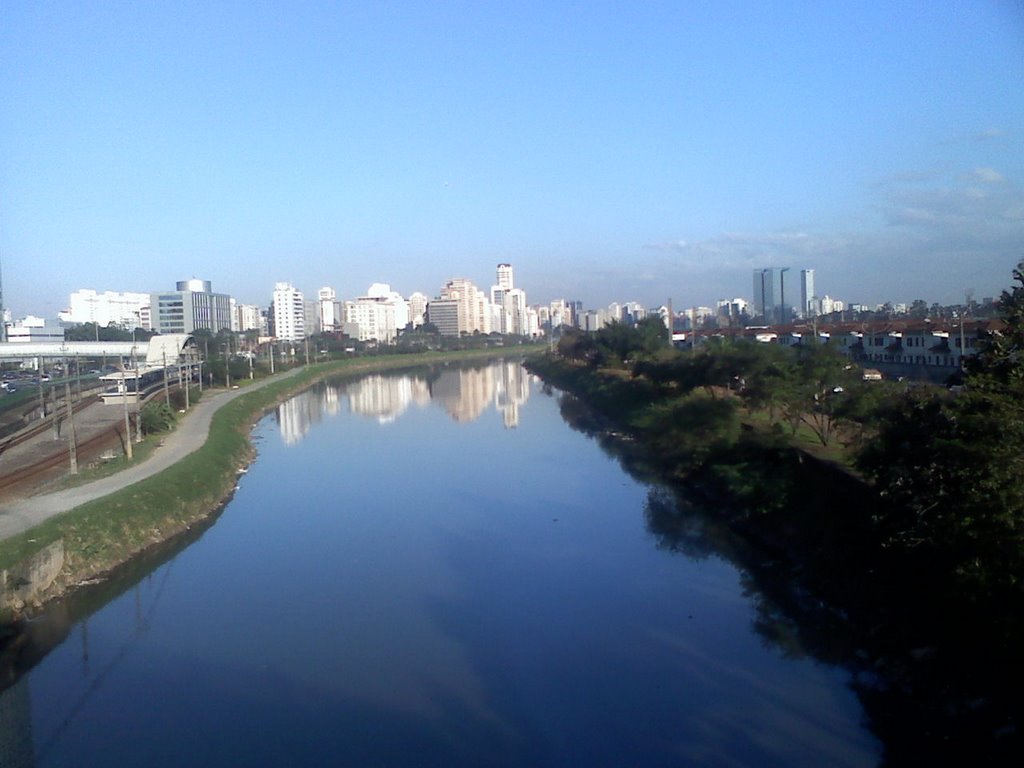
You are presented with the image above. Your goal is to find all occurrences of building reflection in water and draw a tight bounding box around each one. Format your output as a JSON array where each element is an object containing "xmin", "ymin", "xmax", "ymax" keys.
[
  {"xmin": 274, "ymin": 362, "xmax": 534, "ymax": 445},
  {"xmin": 347, "ymin": 374, "xmax": 430, "ymax": 424}
]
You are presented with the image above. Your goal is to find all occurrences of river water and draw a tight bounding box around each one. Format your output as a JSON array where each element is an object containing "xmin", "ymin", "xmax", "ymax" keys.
[{"xmin": 1, "ymin": 360, "xmax": 879, "ymax": 766}]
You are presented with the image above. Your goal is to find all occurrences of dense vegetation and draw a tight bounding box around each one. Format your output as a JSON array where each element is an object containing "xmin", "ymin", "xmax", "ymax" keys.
[{"xmin": 527, "ymin": 263, "xmax": 1024, "ymax": 763}]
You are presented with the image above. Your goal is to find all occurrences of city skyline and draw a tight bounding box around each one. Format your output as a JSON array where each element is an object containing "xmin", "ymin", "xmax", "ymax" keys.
[{"xmin": 2, "ymin": 3, "xmax": 1022, "ymax": 317}]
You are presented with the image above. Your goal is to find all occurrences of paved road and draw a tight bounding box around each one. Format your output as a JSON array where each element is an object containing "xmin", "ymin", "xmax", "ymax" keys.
[{"xmin": 0, "ymin": 367, "xmax": 305, "ymax": 542}]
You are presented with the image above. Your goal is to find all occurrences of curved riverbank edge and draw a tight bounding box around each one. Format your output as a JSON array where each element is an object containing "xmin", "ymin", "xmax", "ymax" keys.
[{"xmin": 0, "ymin": 348, "xmax": 541, "ymax": 620}]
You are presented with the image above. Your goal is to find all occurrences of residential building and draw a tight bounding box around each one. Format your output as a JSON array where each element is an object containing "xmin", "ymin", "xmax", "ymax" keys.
[
  {"xmin": 407, "ymin": 292, "xmax": 428, "ymax": 328},
  {"xmin": 272, "ymin": 282, "xmax": 305, "ymax": 342},
  {"xmin": 349, "ymin": 284, "xmax": 408, "ymax": 343},
  {"xmin": 440, "ymin": 278, "xmax": 490, "ymax": 335},
  {"xmin": 318, "ymin": 287, "xmax": 341, "ymax": 333},
  {"xmin": 233, "ymin": 302, "xmax": 263, "ymax": 333}
]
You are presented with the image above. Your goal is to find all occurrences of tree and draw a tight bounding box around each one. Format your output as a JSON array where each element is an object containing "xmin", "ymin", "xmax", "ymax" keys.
[
  {"xmin": 557, "ymin": 328, "xmax": 596, "ymax": 363},
  {"xmin": 856, "ymin": 262, "xmax": 1024, "ymax": 591},
  {"xmin": 965, "ymin": 261, "xmax": 1024, "ymax": 394}
]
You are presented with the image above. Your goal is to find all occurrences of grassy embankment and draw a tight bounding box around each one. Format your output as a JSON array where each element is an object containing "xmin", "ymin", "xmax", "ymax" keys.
[{"xmin": 0, "ymin": 347, "xmax": 538, "ymax": 607}]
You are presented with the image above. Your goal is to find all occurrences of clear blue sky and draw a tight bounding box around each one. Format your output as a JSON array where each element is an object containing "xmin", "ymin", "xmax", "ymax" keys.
[{"xmin": 2, "ymin": 1, "xmax": 1023, "ymax": 317}]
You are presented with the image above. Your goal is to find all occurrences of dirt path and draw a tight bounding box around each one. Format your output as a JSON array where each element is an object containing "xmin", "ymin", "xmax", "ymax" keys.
[{"xmin": 0, "ymin": 367, "xmax": 305, "ymax": 542}]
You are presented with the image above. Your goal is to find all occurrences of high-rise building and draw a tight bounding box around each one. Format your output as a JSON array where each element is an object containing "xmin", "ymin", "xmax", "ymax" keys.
[
  {"xmin": 440, "ymin": 278, "xmax": 490, "ymax": 335},
  {"xmin": 233, "ymin": 302, "xmax": 263, "ymax": 333},
  {"xmin": 272, "ymin": 282, "xmax": 305, "ymax": 341},
  {"xmin": 407, "ymin": 292, "xmax": 428, "ymax": 328},
  {"xmin": 496, "ymin": 263, "xmax": 514, "ymax": 291},
  {"xmin": 349, "ymin": 283, "xmax": 408, "ymax": 343},
  {"xmin": 152, "ymin": 279, "xmax": 232, "ymax": 335},
  {"xmin": 753, "ymin": 268, "xmax": 794, "ymax": 324},
  {"xmin": 318, "ymin": 287, "xmax": 341, "ymax": 332},
  {"xmin": 426, "ymin": 298, "xmax": 460, "ymax": 336},
  {"xmin": 800, "ymin": 269, "xmax": 816, "ymax": 318}
]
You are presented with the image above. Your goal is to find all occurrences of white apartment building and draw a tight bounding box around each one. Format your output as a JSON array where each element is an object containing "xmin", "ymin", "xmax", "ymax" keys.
[
  {"xmin": 318, "ymin": 287, "xmax": 341, "ymax": 332},
  {"xmin": 273, "ymin": 282, "xmax": 305, "ymax": 342},
  {"xmin": 407, "ymin": 292, "xmax": 428, "ymax": 328},
  {"xmin": 349, "ymin": 283, "xmax": 409, "ymax": 343},
  {"xmin": 60, "ymin": 289, "xmax": 152, "ymax": 330},
  {"xmin": 549, "ymin": 299, "xmax": 572, "ymax": 330},
  {"xmin": 441, "ymin": 278, "xmax": 490, "ymax": 335},
  {"xmin": 504, "ymin": 288, "xmax": 527, "ymax": 335},
  {"xmin": 233, "ymin": 302, "xmax": 263, "ymax": 333}
]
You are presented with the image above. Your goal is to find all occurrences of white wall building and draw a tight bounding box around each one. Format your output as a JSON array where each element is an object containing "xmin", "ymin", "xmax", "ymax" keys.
[
  {"xmin": 60, "ymin": 289, "xmax": 152, "ymax": 330},
  {"xmin": 318, "ymin": 287, "xmax": 341, "ymax": 333},
  {"xmin": 233, "ymin": 302, "xmax": 263, "ymax": 333},
  {"xmin": 273, "ymin": 282, "xmax": 306, "ymax": 342},
  {"xmin": 349, "ymin": 284, "xmax": 409, "ymax": 343},
  {"xmin": 407, "ymin": 292, "xmax": 428, "ymax": 329},
  {"xmin": 441, "ymin": 278, "xmax": 490, "ymax": 335}
]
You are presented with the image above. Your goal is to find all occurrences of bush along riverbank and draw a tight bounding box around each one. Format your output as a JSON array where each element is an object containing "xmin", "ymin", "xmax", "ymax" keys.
[
  {"xmin": 0, "ymin": 347, "xmax": 540, "ymax": 622},
  {"xmin": 526, "ymin": 271, "xmax": 1024, "ymax": 764}
]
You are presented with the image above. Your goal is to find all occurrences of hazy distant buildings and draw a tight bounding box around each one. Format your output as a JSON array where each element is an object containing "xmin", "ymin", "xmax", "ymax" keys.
[
  {"xmin": 61, "ymin": 289, "xmax": 152, "ymax": 330},
  {"xmin": 152, "ymin": 279, "xmax": 232, "ymax": 335},
  {"xmin": 5, "ymin": 314, "xmax": 64, "ymax": 343}
]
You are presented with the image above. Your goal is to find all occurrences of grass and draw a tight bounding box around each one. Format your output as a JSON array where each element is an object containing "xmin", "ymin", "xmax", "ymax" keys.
[{"xmin": 0, "ymin": 347, "xmax": 541, "ymax": 582}]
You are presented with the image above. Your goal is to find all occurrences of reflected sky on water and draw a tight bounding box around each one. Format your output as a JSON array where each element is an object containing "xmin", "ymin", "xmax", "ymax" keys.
[{"xmin": 4, "ymin": 361, "xmax": 879, "ymax": 767}]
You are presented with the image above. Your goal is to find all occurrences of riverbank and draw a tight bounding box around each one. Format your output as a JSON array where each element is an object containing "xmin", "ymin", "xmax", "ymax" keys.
[{"xmin": 0, "ymin": 347, "xmax": 540, "ymax": 619}]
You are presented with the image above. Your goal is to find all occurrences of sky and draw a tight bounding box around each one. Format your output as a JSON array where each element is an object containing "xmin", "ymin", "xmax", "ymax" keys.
[{"xmin": 2, "ymin": 1, "xmax": 1023, "ymax": 318}]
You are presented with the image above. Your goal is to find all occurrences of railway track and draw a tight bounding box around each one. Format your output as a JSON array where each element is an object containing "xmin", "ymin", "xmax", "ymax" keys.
[
  {"xmin": 0, "ymin": 395, "xmax": 103, "ymax": 455},
  {"xmin": 0, "ymin": 381, "xmax": 190, "ymax": 498},
  {"xmin": 0, "ymin": 423, "xmax": 127, "ymax": 496}
]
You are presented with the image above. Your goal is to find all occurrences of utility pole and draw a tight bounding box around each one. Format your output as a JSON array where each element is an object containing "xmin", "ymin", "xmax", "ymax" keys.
[
  {"xmin": 270, "ymin": 344, "xmax": 275, "ymax": 374},
  {"xmin": 224, "ymin": 344, "xmax": 231, "ymax": 388},
  {"xmin": 122, "ymin": 369, "xmax": 133, "ymax": 459},
  {"xmin": 65, "ymin": 377, "xmax": 78, "ymax": 475},
  {"xmin": 38, "ymin": 356, "xmax": 46, "ymax": 420},
  {"xmin": 163, "ymin": 350, "xmax": 170, "ymax": 406}
]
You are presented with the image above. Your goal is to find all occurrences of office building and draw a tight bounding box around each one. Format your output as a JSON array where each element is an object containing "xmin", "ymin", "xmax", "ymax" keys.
[{"xmin": 152, "ymin": 279, "xmax": 232, "ymax": 335}]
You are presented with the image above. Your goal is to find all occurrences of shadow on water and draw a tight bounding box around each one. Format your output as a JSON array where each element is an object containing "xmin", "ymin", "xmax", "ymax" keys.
[
  {"xmin": 554, "ymin": 390, "xmax": 1023, "ymax": 765},
  {"xmin": 0, "ymin": 504, "xmax": 226, "ymax": 697}
]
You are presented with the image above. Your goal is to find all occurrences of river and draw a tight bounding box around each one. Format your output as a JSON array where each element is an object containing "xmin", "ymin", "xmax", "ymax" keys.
[{"xmin": 0, "ymin": 360, "xmax": 879, "ymax": 766}]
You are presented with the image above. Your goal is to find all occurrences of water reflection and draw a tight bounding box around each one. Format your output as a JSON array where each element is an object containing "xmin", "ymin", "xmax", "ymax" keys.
[
  {"xmin": 0, "ymin": 362, "xmax": 881, "ymax": 766},
  {"xmin": 275, "ymin": 361, "xmax": 533, "ymax": 444}
]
